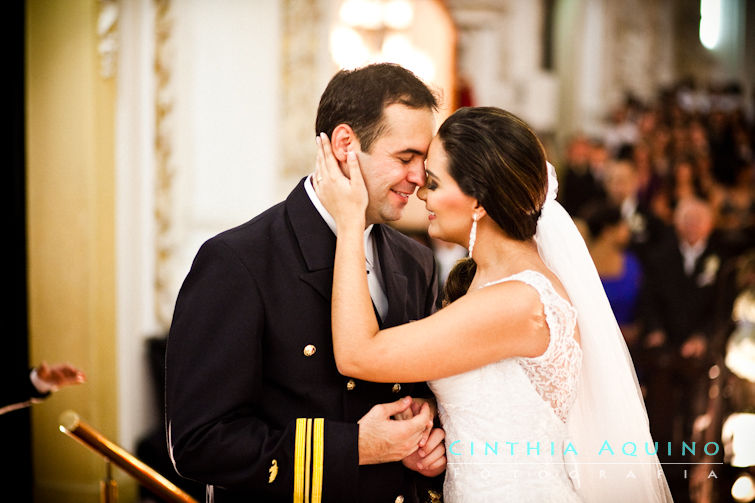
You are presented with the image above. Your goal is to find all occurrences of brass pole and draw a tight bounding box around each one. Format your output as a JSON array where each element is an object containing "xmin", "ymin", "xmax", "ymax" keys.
[
  {"xmin": 100, "ymin": 460, "xmax": 118, "ymax": 503},
  {"xmin": 59, "ymin": 410, "xmax": 198, "ymax": 503}
]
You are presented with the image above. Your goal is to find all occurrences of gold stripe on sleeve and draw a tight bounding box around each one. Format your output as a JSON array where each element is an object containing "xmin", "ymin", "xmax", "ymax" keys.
[
  {"xmin": 311, "ymin": 418, "xmax": 324, "ymax": 503},
  {"xmin": 304, "ymin": 418, "xmax": 313, "ymax": 503},
  {"xmin": 293, "ymin": 418, "xmax": 307, "ymax": 503}
]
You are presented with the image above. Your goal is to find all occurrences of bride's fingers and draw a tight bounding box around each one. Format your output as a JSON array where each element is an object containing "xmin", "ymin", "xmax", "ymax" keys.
[
  {"xmin": 346, "ymin": 150, "xmax": 364, "ymax": 187},
  {"xmin": 416, "ymin": 402, "xmax": 433, "ymax": 447},
  {"xmin": 419, "ymin": 427, "xmax": 444, "ymax": 456},
  {"xmin": 419, "ymin": 443, "xmax": 445, "ymax": 466},
  {"xmin": 424, "ymin": 455, "xmax": 446, "ymax": 472},
  {"xmin": 318, "ymin": 132, "xmax": 340, "ymax": 180},
  {"xmin": 314, "ymin": 138, "xmax": 325, "ymax": 184},
  {"xmin": 419, "ymin": 425, "xmax": 432, "ymax": 449}
]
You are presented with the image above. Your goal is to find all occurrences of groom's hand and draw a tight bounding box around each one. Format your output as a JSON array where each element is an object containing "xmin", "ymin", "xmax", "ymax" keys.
[
  {"xmin": 402, "ymin": 427, "xmax": 446, "ymax": 477},
  {"xmin": 393, "ymin": 397, "xmax": 437, "ymax": 421},
  {"xmin": 358, "ymin": 396, "xmax": 434, "ymax": 465}
]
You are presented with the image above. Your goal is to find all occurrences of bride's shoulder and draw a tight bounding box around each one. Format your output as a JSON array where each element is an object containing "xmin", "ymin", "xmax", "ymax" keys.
[
  {"xmin": 467, "ymin": 274, "xmax": 547, "ymax": 315},
  {"xmin": 537, "ymin": 269, "xmax": 573, "ymax": 304},
  {"xmin": 475, "ymin": 268, "xmax": 574, "ymax": 312}
]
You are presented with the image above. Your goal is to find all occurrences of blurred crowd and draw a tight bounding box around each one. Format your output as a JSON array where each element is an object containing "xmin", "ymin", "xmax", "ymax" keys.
[{"xmin": 556, "ymin": 80, "xmax": 755, "ymax": 503}]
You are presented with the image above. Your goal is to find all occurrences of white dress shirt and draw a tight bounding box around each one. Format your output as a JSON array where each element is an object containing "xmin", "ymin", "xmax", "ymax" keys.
[{"xmin": 679, "ymin": 240, "xmax": 707, "ymax": 276}]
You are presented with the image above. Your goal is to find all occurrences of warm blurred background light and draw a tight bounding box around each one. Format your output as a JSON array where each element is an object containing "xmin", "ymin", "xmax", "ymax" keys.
[
  {"xmin": 700, "ymin": 0, "xmax": 722, "ymax": 50},
  {"xmin": 732, "ymin": 473, "xmax": 755, "ymax": 503}
]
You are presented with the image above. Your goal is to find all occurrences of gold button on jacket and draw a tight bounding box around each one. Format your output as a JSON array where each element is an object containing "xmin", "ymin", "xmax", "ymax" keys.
[
  {"xmin": 303, "ymin": 344, "xmax": 316, "ymax": 357},
  {"xmin": 346, "ymin": 379, "xmax": 356, "ymax": 391}
]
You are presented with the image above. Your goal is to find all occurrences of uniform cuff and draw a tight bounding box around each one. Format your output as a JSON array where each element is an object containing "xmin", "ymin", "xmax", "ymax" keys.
[
  {"xmin": 30, "ymin": 368, "xmax": 55, "ymax": 395},
  {"xmin": 321, "ymin": 420, "xmax": 359, "ymax": 502}
]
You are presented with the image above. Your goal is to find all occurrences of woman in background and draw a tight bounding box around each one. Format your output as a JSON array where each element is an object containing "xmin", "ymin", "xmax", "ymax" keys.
[{"xmin": 585, "ymin": 204, "xmax": 644, "ymax": 347}]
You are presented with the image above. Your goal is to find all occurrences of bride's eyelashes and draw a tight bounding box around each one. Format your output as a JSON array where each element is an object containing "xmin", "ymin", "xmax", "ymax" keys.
[{"xmin": 424, "ymin": 172, "xmax": 438, "ymax": 190}]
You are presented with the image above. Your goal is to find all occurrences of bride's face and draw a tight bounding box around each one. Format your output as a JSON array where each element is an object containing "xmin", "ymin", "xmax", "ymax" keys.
[{"xmin": 417, "ymin": 137, "xmax": 478, "ymax": 247}]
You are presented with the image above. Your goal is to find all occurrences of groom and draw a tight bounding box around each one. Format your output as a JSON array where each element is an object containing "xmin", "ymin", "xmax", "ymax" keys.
[{"xmin": 165, "ymin": 63, "xmax": 445, "ymax": 502}]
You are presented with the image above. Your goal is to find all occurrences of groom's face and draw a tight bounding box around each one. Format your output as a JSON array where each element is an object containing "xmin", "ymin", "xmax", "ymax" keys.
[{"xmin": 355, "ymin": 103, "xmax": 435, "ymax": 225}]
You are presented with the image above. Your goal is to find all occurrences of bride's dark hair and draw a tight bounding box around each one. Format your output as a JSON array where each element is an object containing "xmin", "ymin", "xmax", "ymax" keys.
[{"xmin": 439, "ymin": 107, "xmax": 548, "ymax": 306}]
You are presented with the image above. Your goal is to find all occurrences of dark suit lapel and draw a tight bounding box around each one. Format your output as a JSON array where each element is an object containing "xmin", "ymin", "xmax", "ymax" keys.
[
  {"xmin": 286, "ymin": 182, "xmax": 411, "ymax": 323},
  {"xmin": 374, "ymin": 226, "xmax": 408, "ymax": 328},
  {"xmin": 285, "ymin": 178, "xmax": 335, "ymax": 301}
]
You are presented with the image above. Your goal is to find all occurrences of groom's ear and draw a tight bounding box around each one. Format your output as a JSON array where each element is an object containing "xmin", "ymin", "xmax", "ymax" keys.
[{"xmin": 330, "ymin": 124, "xmax": 360, "ymax": 163}]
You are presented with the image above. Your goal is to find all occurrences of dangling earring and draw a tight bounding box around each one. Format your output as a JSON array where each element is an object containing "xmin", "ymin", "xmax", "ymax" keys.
[{"xmin": 468, "ymin": 213, "xmax": 479, "ymax": 259}]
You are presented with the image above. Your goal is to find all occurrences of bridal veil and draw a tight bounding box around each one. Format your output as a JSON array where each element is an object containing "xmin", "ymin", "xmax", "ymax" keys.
[{"xmin": 535, "ymin": 162, "xmax": 673, "ymax": 502}]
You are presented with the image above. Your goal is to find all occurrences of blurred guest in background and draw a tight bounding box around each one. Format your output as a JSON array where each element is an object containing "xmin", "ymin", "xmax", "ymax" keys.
[
  {"xmin": 558, "ymin": 134, "xmax": 603, "ymax": 217},
  {"xmin": 654, "ymin": 157, "xmax": 711, "ymax": 223},
  {"xmin": 715, "ymin": 162, "xmax": 755, "ymax": 255},
  {"xmin": 629, "ymin": 142, "xmax": 663, "ymax": 209},
  {"xmin": 643, "ymin": 198, "xmax": 724, "ymax": 366},
  {"xmin": 603, "ymin": 158, "xmax": 670, "ymax": 265},
  {"xmin": 585, "ymin": 204, "xmax": 644, "ymax": 348},
  {"xmin": 0, "ymin": 361, "xmax": 86, "ymax": 415},
  {"xmin": 603, "ymin": 98, "xmax": 640, "ymax": 156},
  {"xmin": 707, "ymin": 109, "xmax": 740, "ymax": 187},
  {"xmin": 582, "ymin": 79, "xmax": 754, "ymax": 502},
  {"xmin": 640, "ymin": 198, "xmax": 729, "ymax": 500}
]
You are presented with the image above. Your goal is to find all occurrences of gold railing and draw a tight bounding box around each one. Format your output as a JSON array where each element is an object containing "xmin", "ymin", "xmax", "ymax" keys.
[{"xmin": 59, "ymin": 410, "xmax": 198, "ymax": 503}]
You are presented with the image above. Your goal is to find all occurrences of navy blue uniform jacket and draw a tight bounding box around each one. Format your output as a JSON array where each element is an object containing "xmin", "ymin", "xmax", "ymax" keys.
[{"xmin": 165, "ymin": 179, "xmax": 440, "ymax": 502}]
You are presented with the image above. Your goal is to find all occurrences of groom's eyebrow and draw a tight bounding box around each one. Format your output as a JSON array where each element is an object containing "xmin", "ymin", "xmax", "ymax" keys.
[{"xmin": 396, "ymin": 148, "xmax": 425, "ymax": 156}]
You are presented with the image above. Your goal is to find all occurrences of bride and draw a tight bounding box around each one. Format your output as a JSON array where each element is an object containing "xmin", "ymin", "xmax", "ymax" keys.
[{"xmin": 313, "ymin": 106, "xmax": 672, "ymax": 502}]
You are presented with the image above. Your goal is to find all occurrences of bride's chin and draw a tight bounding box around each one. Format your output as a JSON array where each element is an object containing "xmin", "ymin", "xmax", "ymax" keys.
[{"xmin": 427, "ymin": 226, "xmax": 448, "ymax": 243}]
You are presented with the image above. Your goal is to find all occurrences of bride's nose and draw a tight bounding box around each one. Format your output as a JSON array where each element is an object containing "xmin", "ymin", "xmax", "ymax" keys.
[{"xmin": 417, "ymin": 185, "xmax": 428, "ymax": 201}]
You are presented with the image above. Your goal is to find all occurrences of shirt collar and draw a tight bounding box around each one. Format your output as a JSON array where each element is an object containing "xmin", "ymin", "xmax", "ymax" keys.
[
  {"xmin": 304, "ymin": 174, "xmax": 374, "ymax": 241},
  {"xmin": 620, "ymin": 197, "xmax": 638, "ymax": 218},
  {"xmin": 680, "ymin": 239, "xmax": 707, "ymax": 257}
]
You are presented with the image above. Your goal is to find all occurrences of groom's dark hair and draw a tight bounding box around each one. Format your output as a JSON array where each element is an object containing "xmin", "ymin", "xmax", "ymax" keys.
[
  {"xmin": 315, "ymin": 63, "xmax": 439, "ymax": 153},
  {"xmin": 439, "ymin": 107, "xmax": 548, "ymax": 305}
]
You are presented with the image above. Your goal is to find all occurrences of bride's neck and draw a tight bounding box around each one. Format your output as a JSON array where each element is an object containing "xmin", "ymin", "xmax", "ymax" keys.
[{"xmin": 470, "ymin": 224, "xmax": 540, "ymax": 287}]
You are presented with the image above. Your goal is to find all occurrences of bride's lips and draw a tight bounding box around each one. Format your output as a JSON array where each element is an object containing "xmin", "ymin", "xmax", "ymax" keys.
[{"xmin": 428, "ymin": 210, "xmax": 436, "ymax": 221}]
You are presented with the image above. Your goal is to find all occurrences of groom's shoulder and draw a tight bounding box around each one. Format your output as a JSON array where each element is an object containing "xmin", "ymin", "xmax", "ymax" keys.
[
  {"xmin": 194, "ymin": 198, "xmax": 300, "ymax": 273},
  {"xmin": 213, "ymin": 179, "xmax": 309, "ymax": 246},
  {"xmin": 211, "ymin": 201, "xmax": 287, "ymax": 247}
]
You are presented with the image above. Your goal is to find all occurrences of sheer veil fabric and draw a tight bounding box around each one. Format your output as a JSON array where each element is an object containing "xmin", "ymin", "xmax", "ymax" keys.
[{"xmin": 536, "ymin": 162, "xmax": 673, "ymax": 502}]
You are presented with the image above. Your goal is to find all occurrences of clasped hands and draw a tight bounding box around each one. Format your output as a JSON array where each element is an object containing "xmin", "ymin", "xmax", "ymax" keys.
[{"xmin": 358, "ymin": 396, "xmax": 446, "ymax": 477}]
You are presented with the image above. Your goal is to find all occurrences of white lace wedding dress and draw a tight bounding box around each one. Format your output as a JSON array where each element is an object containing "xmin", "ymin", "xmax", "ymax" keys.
[{"xmin": 429, "ymin": 270, "xmax": 583, "ymax": 502}]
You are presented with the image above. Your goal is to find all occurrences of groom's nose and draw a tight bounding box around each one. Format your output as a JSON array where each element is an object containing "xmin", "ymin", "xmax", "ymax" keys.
[{"xmin": 406, "ymin": 159, "xmax": 426, "ymax": 187}]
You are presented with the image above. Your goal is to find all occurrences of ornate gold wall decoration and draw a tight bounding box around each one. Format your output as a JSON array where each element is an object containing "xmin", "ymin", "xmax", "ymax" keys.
[
  {"xmin": 280, "ymin": 0, "xmax": 324, "ymax": 179},
  {"xmin": 154, "ymin": 0, "xmax": 177, "ymax": 330},
  {"xmin": 97, "ymin": 0, "xmax": 119, "ymax": 78}
]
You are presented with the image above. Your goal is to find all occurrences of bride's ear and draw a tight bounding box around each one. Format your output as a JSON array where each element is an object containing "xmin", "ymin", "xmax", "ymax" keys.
[
  {"xmin": 330, "ymin": 124, "xmax": 360, "ymax": 163},
  {"xmin": 473, "ymin": 202, "xmax": 487, "ymax": 220}
]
